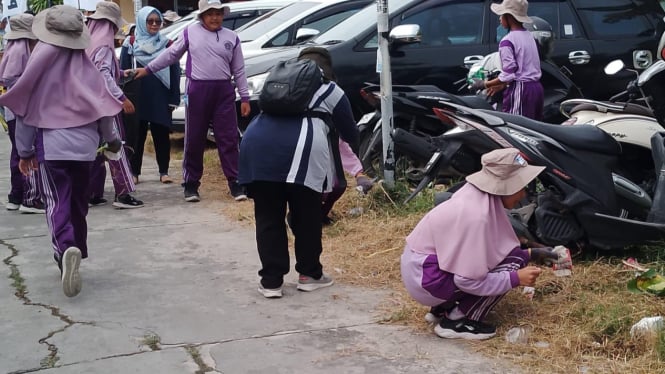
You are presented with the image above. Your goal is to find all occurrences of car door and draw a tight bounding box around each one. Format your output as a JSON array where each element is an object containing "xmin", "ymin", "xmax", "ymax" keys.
[
  {"xmin": 264, "ymin": 0, "xmax": 372, "ymax": 48},
  {"xmin": 387, "ymin": 0, "xmax": 492, "ymax": 93}
]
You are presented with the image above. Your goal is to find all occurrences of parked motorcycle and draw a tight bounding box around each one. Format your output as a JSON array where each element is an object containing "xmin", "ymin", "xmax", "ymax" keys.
[
  {"xmin": 558, "ymin": 59, "xmax": 665, "ymax": 190},
  {"xmin": 392, "ymin": 95, "xmax": 665, "ymax": 251},
  {"xmin": 358, "ymin": 16, "xmax": 582, "ymax": 184}
]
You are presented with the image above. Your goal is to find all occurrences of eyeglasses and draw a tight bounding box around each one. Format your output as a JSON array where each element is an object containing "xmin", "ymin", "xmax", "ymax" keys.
[{"xmin": 146, "ymin": 19, "xmax": 162, "ymax": 25}]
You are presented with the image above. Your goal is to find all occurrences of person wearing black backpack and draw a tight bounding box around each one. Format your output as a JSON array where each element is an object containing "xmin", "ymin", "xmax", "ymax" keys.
[{"xmin": 237, "ymin": 47, "xmax": 359, "ymax": 298}]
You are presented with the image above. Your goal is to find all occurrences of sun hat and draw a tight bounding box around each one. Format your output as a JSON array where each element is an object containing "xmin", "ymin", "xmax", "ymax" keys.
[
  {"xmin": 465, "ymin": 148, "xmax": 545, "ymax": 196},
  {"xmin": 87, "ymin": 1, "xmax": 124, "ymax": 29},
  {"xmin": 5, "ymin": 13, "xmax": 36, "ymax": 40},
  {"xmin": 32, "ymin": 5, "xmax": 90, "ymax": 50},
  {"xmin": 490, "ymin": 0, "xmax": 533, "ymax": 24},
  {"xmin": 163, "ymin": 10, "xmax": 182, "ymax": 22},
  {"xmin": 197, "ymin": 0, "xmax": 230, "ymax": 18}
]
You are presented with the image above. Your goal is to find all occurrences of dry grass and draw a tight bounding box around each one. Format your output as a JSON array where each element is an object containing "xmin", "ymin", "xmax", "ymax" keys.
[{"xmin": 159, "ymin": 137, "xmax": 665, "ymax": 373}]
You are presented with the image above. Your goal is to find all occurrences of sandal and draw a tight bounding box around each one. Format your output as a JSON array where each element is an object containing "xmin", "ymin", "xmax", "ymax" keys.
[{"xmin": 160, "ymin": 175, "xmax": 173, "ymax": 184}]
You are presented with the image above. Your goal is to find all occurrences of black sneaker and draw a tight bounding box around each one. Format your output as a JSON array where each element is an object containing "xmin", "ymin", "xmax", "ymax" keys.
[
  {"xmin": 184, "ymin": 187, "xmax": 200, "ymax": 202},
  {"xmin": 434, "ymin": 316, "xmax": 496, "ymax": 340},
  {"xmin": 424, "ymin": 303, "xmax": 454, "ymax": 324},
  {"xmin": 229, "ymin": 182, "xmax": 247, "ymax": 201},
  {"xmin": 113, "ymin": 194, "xmax": 144, "ymax": 209},
  {"xmin": 89, "ymin": 197, "xmax": 108, "ymax": 207}
]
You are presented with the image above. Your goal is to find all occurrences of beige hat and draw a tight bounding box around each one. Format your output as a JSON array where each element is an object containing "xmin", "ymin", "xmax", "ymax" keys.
[
  {"xmin": 32, "ymin": 5, "xmax": 91, "ymax": 50},
  {"xmin": 87, "ymin": 1, "xmax": 124, "ymax": 29},
  {"xmin": 490, "ymin": 0, "xmax": 533, "ymax": 24},
  {"xmin": 466, "ymin": 148, "xmax": 544, "ymax": 196},
  {"xmin": 5, "ymin": 14, "xmax": 36, "ymax": 40},
  {"xmin": 163, "ymin": 10, "xmax": 182, "ymax": 22},
  {"xmin": 198, "ymin": 0, "xmax": 230, "ymax": 18}
]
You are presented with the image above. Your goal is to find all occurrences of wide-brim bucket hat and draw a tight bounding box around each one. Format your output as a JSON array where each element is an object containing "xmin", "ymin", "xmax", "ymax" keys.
[
  {"xmin": 32, "ymin": 5, "xmax": 91, "ymax": 50},
  {"xmin": 491, "ymin": 0, "xmax": 533, "ymax": 24},
  {"xmin": 87, "ymin": 0, "xmax": 125, "ymax": 30},
  {"xmin": 197, "ymin": 0, "xmax": 230, "ymax": 19},
  {"xmin": 163, "ymin": 10, "xmax": 182, "ymax": 23},
  {"xmin": 5, "ymin": 13, "xmax": 36, "ymax": 40},
  {"xmin": 466, "ymin": 148, "xmax": 545, "ymax": 196}
]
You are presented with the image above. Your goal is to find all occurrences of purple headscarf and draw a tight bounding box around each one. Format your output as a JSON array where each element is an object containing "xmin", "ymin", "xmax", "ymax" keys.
[
  {"xmin": 86, "ymin": 18, "xmax": 121, "ymax": 78},
  {"xmin": 0, "ymin": 39, "xmax": 31, "ymax": 87},
  {"xmin": 405, "ymin": 183, "xmax": 519, "ymax": 280},
  {"xmin": 0, "ymin": 42, "xmax": 122, "ymax": 129}
]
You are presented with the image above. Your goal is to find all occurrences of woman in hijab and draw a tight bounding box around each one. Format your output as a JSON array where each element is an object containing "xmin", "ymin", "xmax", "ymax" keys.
[
  {"xmin": 401, "ymin": 148, "xmax": 557, "ymax": 340},
  {"xmin": 120, "ymin": 6, "xmax": 180, "ymax": 184},
  {"xmin": 86, "ymin": 1, "xmax": 144, "ymax": 209},
  {"xmin": 0, "ymin": 5, "xmax": 123, "ymax": 298},
  {"xmin": 0, "ymin": 13, "xmax": 45, "ymax": 214}
]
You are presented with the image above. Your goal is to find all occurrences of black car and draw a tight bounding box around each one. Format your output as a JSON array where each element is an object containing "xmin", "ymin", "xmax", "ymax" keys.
[{"xmin": 238, "ymin": 0, "xmax": 665, "ymax": 125}]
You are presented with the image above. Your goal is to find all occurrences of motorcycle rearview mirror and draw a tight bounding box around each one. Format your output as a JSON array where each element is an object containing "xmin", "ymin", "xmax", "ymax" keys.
[{"xmin": 604, "ymin": 60, "xmax": 625, "ymax": 76}]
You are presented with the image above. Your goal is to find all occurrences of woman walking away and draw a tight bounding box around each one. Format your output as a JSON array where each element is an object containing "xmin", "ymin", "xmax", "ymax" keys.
[
  {"xmin": 401, "ymin": 148, "xmax": 557, "ymax": 339},
  {"xmin": 0, "ymin": 13, "xmax": 45, "ymax": 214},
  {"xmin": 133, "ymin": 0, "xmax": 251, "ymax": 202},
  {"xmin": 87, "ymin": 0, "xmax": 144, "ymax": 209},
  {"xmin": 0, "ymin": 5, "xmax": 123, "ymax": 297},
  {"xmin": 238, "ymin": 47, "xmax": 359, "ymax": 298},
  {"xmin": 470, "ymin": 0, "xmax": 543, "ymax": 120},
  {"xmin": 120, "ymin": 6, "xmax": 180, "ymax": 185}
]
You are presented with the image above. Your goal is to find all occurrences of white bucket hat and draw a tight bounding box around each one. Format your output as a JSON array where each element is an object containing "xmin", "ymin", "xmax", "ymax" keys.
[
  {"xmin": 5, "ymin": 13, "xmax": 36, "ymax": 40},
  {"xmin": 163, "ymin": 10, "xmax": 182, "ymax": 22},
  {"xmin": 32, "ymin": 5, "xmax": 91, "ymax": 50},
  {"xmin": 87, "ymin": 1, "xmax": 124, "ymax": 30},
  {"xmin": 466, "ymin": 148, "xmax": 545, "ymax": 196},
  {"xmin": 491, "ymin": 0, "xmax": 533, "ymax": 24},
  {"xmin": 198, "ymin": 0, "xmax": 230, "ymax": 19}
]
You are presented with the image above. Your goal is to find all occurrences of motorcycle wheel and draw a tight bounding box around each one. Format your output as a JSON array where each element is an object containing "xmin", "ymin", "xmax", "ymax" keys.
[{"xmin": 359, "ymin": 133, "xmax": 428, "ymax": 185}]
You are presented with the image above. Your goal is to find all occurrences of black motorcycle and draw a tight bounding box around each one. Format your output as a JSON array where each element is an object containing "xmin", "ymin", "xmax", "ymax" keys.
[
  {"xmin": 392, "ymin": 100, "xmax": 665, "ymax": 251},
  {"xmin": 357, "ymin": 58, "xmax": 582, "ymax": 184}
]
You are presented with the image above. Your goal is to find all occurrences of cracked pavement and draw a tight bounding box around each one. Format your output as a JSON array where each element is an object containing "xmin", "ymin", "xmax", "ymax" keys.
[{"xmin": 0, "ymin": 134, "xmax": 518, "ymax": 373}]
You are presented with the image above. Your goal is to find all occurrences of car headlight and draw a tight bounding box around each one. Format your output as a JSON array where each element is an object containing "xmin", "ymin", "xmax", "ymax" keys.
[{"xmin": 247, "ymin": 72, "xmax": 269, "ymax": 98}]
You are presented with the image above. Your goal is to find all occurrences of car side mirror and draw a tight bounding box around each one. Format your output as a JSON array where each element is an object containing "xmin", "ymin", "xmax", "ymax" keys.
[
  {"xmin": 604, "ymin": 59, "xmax": 625, "ymax": 75},
  {"xmin": 295, "ymin": 27, "xmax": 320, "ymax": 42},
  {"xmin": 389, "ymin": 24, "xmax": 421, "ymax": 46}
]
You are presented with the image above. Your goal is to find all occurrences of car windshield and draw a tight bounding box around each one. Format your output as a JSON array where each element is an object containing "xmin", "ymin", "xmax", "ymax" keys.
[
  {"xmin": 160, "ymin": 13, "xmax": 198, "ymax": 39},
  {"xmin": 312, "ymin": 0, "xmax": 411, "ymax": 44},
  {"xmin": 237, "ymin": 2, "xmax": 318, "ymax": 42}
]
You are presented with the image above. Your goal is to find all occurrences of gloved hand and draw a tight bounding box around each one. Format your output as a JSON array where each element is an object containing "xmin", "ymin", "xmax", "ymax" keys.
[
  {"xmin": 355, "ymin": 173, "xmax": 374, "ymax": 194},
  {"xmin": 106, "ymin": 139, "xmax": 122, "ymax": 153},
  {"xmin": 529, "ymin": 247, "xmax": 559, "ymax": 266},
  {"xmin": 468, "ymin": 78, "xmax": 486, "ymax": 92}
]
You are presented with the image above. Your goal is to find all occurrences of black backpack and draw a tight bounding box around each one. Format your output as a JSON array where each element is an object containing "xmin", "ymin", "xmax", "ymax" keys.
[{"xmin": 258, "ymin": 59, "xmax": 324, "ymax": 116}]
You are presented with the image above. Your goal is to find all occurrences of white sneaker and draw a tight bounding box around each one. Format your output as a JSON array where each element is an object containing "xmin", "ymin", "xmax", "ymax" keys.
[
  {"xmin": 258, "ymin": 284, "xmax": 283, "ymax": 298},
  {"xmin": 6, "ymin": 201, "xmax": 19, "ymax": 211},
  {"xmin": 62, "ymin": 247, "xmax": 82, "ymax": 297},
  {"xmin": 19, "ymin": 204, "xmax": 46, "ymax": 214},
  {"xmin": 297, "ymin": 274, "xmax": 334, "ymax": 292}
]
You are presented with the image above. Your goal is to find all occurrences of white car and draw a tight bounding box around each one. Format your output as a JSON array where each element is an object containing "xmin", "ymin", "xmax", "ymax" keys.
[{"xmin": 237, "ymin": 0, "xmax": 373, "ymax": 59}]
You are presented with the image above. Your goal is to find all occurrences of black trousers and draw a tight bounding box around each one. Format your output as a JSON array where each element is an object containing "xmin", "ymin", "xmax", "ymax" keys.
[
  {"xmin": 131, "ymin": 121, "xmax": 171, "ymax": 177},
  {"xmin": 248, "ymin": 181, "xmax": 323, "ymax": 289}
]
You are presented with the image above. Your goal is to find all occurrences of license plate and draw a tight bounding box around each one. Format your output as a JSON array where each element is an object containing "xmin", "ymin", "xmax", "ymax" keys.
[{"xmin": 357, "ymin": 112, "xmax": 376, "ymax": 126}]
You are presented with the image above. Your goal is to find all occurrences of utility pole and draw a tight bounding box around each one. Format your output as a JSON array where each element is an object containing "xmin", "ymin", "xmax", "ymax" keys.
[{"xmin": 376, "ymin": 0, "xmax": 394, "ymax": 188}]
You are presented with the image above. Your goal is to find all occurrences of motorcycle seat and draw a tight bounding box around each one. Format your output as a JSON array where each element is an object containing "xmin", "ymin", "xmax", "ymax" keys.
[
  {"xmin": 482, "ymin": 110, "xmax": 622, "ymax": 155},
  {"xmin": 569, "ymin": 101, "xmax": 654, "ymax": 117},
  {"xmin": 451, "ymin": 95, "xmax": 495, "ymax": 111}
]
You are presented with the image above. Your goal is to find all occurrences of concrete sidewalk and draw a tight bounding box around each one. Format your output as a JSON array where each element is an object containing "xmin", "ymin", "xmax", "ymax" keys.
[{"xmin": 0, "ymin": 134, "xmax": 517, "ymax": 373}]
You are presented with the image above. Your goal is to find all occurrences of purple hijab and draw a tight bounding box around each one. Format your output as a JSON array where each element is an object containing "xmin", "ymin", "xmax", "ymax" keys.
[
  {"xmin": 0, "ymin": 41, "xmax": 122, "ymax": 129},
  {"xmin": 86, "ymin": 18, "xmax": 121, "ymax": 79},
  {"xmin": 405, "ymin": 183, "xmax": 519, "ymax": 280},
  {"xmin": 0, "ymin": 39, "xmax": 31, "ymax": 87}
]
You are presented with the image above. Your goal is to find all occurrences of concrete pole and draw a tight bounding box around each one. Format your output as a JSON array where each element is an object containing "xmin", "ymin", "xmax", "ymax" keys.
[{"xmin": 376, "ymin": 0, "xmax": 395, "ymax": 188}]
